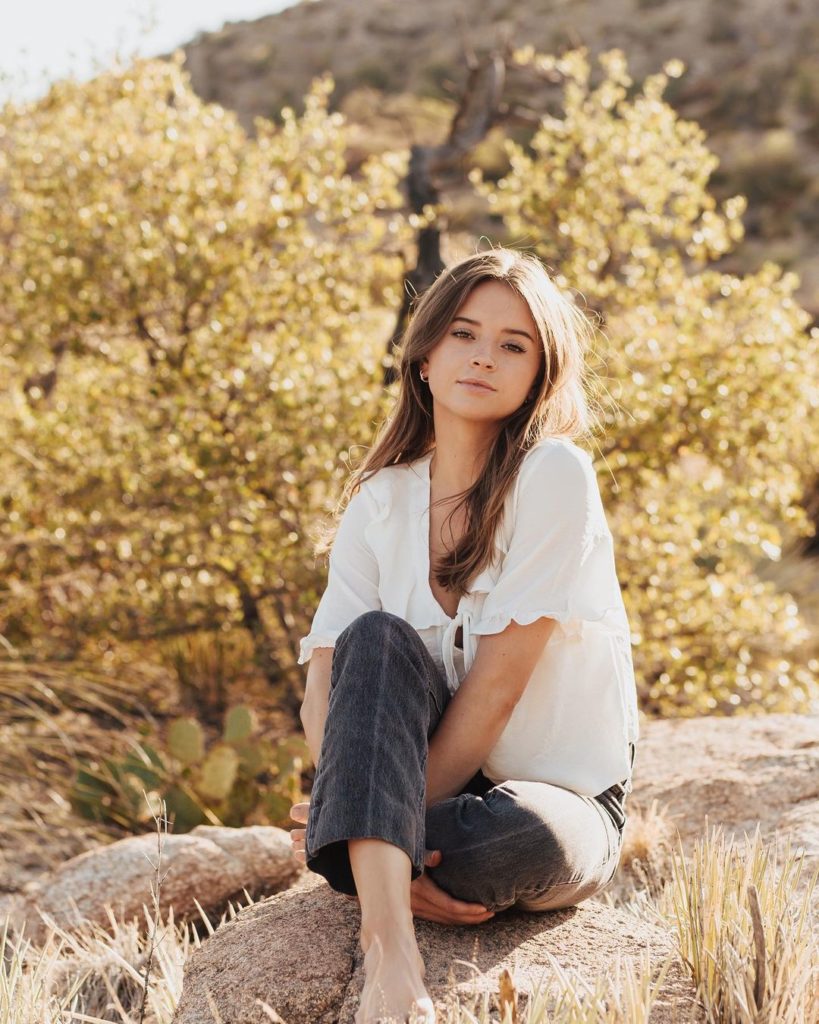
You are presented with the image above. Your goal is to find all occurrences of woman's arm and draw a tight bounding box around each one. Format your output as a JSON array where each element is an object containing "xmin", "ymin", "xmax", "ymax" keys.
[
  {"xmin": 296, "ymin": 485, "xmax": 381, "ymax": 766},
  {"xmin": 299, "ymin": 646, "xmax": 334, "ymax": 767},
  {"xmin": 425, "ymin": 443, "xmax": 606, "ymax": 805},
  {"xmin": 425, "ymin": 616, "xmax": 557, "ymax": 806}
]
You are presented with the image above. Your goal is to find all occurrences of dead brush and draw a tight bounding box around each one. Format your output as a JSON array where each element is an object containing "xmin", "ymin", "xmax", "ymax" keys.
[
  {"xmin": 658, "ymin": 819, "xmax": 819, "ymax": 1024},
  {"xmin": 616, "ymin": 796, "xmax": 678, "ymax": 903},
  {"xmin": 425, "ymin": 948, "xmax": 676, "ymax": 1023}
]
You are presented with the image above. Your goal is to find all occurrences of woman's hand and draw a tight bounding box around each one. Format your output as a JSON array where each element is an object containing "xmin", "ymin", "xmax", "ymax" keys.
[
  {"xmin": 410, "ymin": 849, "xmax": 496, "ymax": 925},
  {"xmin": 289, "ymin": 801, "xmax": 311, "ymax": 865},
  {"xmin": 289, "ymin": 801, "xmax": 495, "ymax": 926}
]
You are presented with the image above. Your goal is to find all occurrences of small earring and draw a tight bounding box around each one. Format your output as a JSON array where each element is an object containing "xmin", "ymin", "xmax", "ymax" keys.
[{"xmin": 419, "ymin": 368, "xmax": 428, "ymax": 382}]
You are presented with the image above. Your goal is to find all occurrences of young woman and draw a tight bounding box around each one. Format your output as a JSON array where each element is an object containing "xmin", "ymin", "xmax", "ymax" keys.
[{"xmin": 289, "ymin": 248, "xmax": 639, "ymax": 1024}]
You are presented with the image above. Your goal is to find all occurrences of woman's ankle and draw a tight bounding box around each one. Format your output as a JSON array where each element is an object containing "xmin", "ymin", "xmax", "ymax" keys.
[{"xmin": 360, "ymin": 914, "xmax": 416, "ymax": 955}]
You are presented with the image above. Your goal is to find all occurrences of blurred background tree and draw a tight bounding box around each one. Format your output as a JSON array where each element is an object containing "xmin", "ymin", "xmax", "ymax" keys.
[
  {"xmin": 0, "ymin": 55, "xmax": 422, "ymax": 715},
  {"xmin": 469, "ymin": 46, "xmax": 819, "ymax": 715},
  {"xmin": 0, "ymin": 42, "xmax": 817, "ymax": 839}
]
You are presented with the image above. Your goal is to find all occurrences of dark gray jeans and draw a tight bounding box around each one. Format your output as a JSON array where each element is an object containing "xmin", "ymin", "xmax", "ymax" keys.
[{"xmin": 305, "ymin": 610, "xmax": 633, "ymax": 913}]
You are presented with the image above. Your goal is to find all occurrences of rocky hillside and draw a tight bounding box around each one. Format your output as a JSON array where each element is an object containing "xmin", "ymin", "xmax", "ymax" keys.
[{"xmin": 163, "ymin": 0, "xmax": 819, "ymax": 322}]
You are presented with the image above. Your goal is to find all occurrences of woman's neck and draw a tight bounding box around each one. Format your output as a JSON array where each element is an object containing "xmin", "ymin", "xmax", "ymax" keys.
[
  {"xmin": 429, "ymin": 440, "xmax": 493, "ymax": 496},
  {"xmin": 427, "ymin": 407, "xmax": 498, "ymax": 485}
]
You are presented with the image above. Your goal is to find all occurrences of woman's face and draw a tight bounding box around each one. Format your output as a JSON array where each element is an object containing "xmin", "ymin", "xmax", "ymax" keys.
[{"xmin": 420, "ymin": 280, "xmax": 542, "ymax": 426}]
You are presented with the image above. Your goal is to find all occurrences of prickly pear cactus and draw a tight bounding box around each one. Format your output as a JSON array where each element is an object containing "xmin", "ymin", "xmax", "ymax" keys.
[{"xmin": 71, "ymin": 703, "xmax": 310, "ymax": 832}]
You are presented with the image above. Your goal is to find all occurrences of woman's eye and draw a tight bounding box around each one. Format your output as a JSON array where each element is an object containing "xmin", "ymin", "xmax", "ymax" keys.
[{"xmin": 451, "ymin": 329, "xmax": 524, "ymax": 353}]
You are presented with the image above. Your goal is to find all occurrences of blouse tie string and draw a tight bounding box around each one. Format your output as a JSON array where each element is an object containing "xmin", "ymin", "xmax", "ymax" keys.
[{"xmin": 441, "ymin": 606, "xmax": 473, "ymax": 695}]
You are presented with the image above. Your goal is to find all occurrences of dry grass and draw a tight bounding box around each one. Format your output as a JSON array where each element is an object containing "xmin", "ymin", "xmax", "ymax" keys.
[
  {"xmin": 0, "ymin": 657, "xmax": 162, "ymax": 889},
  {"xmin": 604, "ymin": 797, "xmax": 680, "ymax": 906},
  {"xmin": 2, "ymin": 808, "xmax": 816, "ymax": 1024},
  {"xmin": 0, "ymin": 903, "xmax": 194, "ymax": 1023},
  {"xmin": 0, "ymin": 655, "xmax": 168, "ymax": 790},
  {"xmin": 657, "ymin": 821, "xmax": 819, "ymax": 1024}
]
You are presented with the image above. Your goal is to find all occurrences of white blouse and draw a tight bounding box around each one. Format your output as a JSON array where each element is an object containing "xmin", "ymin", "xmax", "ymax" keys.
[{"xmin": 298, "ymin": 437, "xmax": 640, "ymax": 797}]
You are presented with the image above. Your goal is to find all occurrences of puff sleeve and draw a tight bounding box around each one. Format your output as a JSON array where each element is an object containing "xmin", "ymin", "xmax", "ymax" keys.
[
  {"xmin": 472, "ymin": 442, "xmax": 622, "ymax": 638},
  {"xmin": 297, "ymin": 485, "xmax": 382, "ymax": 664}
]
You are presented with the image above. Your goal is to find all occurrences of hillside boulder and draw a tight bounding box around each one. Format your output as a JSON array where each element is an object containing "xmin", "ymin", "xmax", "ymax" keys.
[{"xmin": 4, "ymin": 824, "xmax": 299, "ymax": 944}]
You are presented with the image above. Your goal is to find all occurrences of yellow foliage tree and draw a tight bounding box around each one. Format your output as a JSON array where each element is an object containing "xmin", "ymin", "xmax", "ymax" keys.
[
  {"xmin": 0, "ymin": 54, "xmax": 419, "ymax": 686},
  {"xmin": 471, "ymin": 47, "xmax": 819, "ymax": 715},
  {"xmin": 2, "ymin": 46, "xmax": 816, "ymax": 721}
]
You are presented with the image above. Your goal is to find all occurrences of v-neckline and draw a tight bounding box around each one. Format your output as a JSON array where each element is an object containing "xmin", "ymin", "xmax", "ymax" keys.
[{"xmin": 417, "ymin": 449, "xmax": 459, "ymax": 624}]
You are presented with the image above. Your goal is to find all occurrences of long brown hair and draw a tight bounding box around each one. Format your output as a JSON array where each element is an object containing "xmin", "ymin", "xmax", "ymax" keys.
[{"xmin": 319, "ymin": 246, "xmax": 603, "ymax": 596}]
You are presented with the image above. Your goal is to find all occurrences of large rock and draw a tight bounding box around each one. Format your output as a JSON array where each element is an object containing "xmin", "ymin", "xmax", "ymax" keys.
[
  {"xmin": 620, "ymin": 712, "xmax": 819, "ymax": 913},
  {"xmin": 6, "ymin": 824, "xmax": 299, "ymax": 944},
  {"xmin": 173, "ymin": 713, "xmax": 818, "ymax": 1023},
  {"xmin": 172, "ymin": 872, "xmax": 699, "ymax": 1024},
  {"xmin": 5, "ymin": 714, "xmax": 815, "ymax": 1020}
]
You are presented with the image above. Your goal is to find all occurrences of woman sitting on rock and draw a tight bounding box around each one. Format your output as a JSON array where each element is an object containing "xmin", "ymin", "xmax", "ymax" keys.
[{"xmin": 289, "ymin": 246, "xmax": 639, "ymax": 1024}]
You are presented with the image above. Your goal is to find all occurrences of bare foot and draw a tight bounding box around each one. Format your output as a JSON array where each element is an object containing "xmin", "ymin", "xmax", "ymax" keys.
[{"xmin": 354, "ymin": 933, "xmax": 436, "ymax": 1024}]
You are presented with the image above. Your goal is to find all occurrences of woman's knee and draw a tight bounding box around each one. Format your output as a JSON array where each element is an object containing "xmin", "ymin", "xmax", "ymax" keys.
[
  {"xmin": 337, "ymin": 609, "xmax": 414, "ymax": 647},
  {"xmin": 335, "ymin": 611, "xmax": 430, "ymax": 675},
  {"xmin": 332, "ymin": 610, "xmax": 434, "ymax": 707}
]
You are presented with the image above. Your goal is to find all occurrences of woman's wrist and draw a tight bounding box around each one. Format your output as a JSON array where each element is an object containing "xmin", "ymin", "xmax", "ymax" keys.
[{"xmin": 299, "ymin": 695, "xmax": 328, "ymax": 768}]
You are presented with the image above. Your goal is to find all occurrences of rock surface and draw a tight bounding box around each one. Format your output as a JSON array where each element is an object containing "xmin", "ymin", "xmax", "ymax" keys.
[
  {"xmin": 5, "ymin": 824, "xmax": 300, "ymax": 944},
  {"xmin": 172, "ymin": 872, "xmax": 699, "ymax": 1024},
  {"xmin": 623, "ymin": 712, "xmax": 819, "ymax": 912},
  {"xmin": 172, "ymin": 713, "xmax": 819, "ymax": 1024}
]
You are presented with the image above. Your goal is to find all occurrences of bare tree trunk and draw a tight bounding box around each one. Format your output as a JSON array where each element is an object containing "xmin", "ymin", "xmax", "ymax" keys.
[
  {"xmin": 23, "ymin": 338, "xmax": 69, "ymax": 400},
  {"xmin": 383, "ymin": 46, "xmax": 512, "ymax": 387}
]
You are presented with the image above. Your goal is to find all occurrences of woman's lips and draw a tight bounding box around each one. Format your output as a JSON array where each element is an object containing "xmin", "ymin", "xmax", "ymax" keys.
[{"xmin": 458, "ymin": 380, "xmax": 495, "ymax": 392}]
